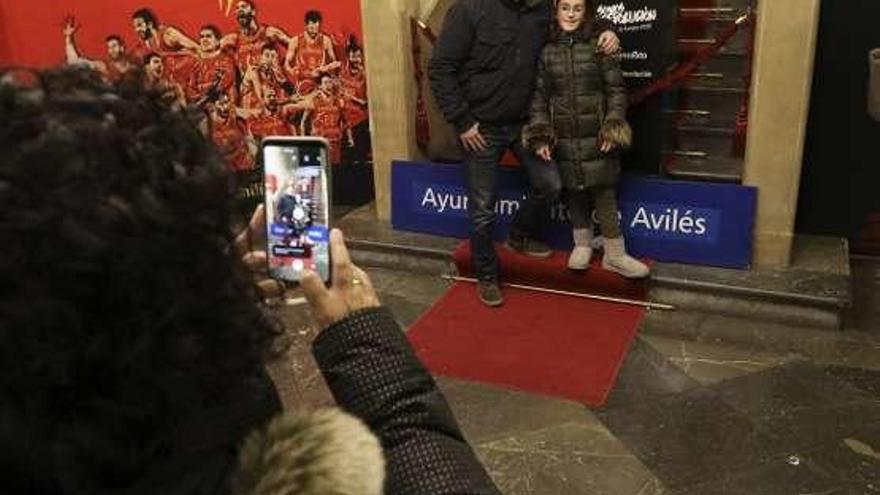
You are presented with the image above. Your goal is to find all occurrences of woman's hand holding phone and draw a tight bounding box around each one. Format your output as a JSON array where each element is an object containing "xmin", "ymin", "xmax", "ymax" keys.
[
  {"xmin": 301, "ymin": 229, "xmax": 381, "ymax": 330},
  {"xmin": 237, "ymin": 205, "xmax": 380, "ymax": 329}
]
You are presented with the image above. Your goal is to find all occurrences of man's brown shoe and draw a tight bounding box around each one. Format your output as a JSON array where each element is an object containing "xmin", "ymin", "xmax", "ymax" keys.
[
  {"xmin": 477, "ymin": 280, "xmax": 504, "ymax": 307},
  {"xmin": 505, "ymin": 233, "xmax": 552, "ymax": 258}
]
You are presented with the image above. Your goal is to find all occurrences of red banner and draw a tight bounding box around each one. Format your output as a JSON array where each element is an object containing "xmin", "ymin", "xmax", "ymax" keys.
[
  {"xmin": 0, "ymin": 0, "xmax": 372, "ymax": 188},
  {"xmin": 0, "ymin": 1, "xmax": 362, "ymax": 68}
]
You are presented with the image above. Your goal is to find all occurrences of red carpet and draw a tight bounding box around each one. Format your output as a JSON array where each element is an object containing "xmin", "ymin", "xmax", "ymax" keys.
[
  {"xmin": 407, "ymin": 242, "xmax": 648, "ymax": 407},
  {"xmin": 452, "ymin": 241, "xmax": 648, "ymax": 301}
]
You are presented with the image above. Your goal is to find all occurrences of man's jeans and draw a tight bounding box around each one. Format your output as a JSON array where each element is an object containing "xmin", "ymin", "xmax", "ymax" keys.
[{"xmin": 464, "ymin": 123, "xmax": 562, "ymax": 281}]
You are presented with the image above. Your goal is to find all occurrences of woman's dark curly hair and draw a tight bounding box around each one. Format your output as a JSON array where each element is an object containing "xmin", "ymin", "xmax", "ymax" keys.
[{"xmin": 0, "ymin": 68, "xmax": 282, "ymax": 492}]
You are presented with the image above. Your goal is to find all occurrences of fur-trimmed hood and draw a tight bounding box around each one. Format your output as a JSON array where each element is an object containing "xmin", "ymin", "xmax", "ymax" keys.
[{"xmin": 231, "ymin": 409, "xmax": 385, "ymax": 495}]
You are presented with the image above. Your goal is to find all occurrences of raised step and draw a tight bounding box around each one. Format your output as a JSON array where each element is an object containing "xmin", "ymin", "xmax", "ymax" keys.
[
  {"xmin": 335, "ymin": 204, "xmax": 457, "ymax": 275},
  {"xmin": 336, "ymin": 204, "xmax": 852, "ymax": 331},
  {"xmin": 649, "ymin": 235, "xmax": 852, "ymax": 330}
]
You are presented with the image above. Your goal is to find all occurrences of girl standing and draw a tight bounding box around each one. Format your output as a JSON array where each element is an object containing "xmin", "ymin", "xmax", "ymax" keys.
[{"xmin": 523, "ymin": 0, "xmax": 649, "ymax": 278}]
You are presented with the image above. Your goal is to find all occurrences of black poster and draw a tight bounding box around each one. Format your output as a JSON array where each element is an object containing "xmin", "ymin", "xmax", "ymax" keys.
[
  {"xmin": 596, "ymin": 1, "xmax": 678, "ymax": 88},
  {"xmin": 596, "ymin": 1, "xmax": 678, "ymax": 174}
]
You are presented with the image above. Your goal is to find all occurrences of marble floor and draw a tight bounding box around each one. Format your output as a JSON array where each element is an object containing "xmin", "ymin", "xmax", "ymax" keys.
[{"xmin": 265, "ymin": 257, "xmax": 880, "ymax": 495}]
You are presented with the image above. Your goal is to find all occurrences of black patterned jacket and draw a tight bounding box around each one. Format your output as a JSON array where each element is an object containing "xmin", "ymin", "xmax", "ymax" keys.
[{"xmin": 313, "ymin": 307, "xmax": 502, "ymax": 495}]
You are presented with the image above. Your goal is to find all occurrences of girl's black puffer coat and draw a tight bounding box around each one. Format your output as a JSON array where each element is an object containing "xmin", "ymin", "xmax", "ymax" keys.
[{"xmin": 522, "ymin": 22, "xmax": 631, "ymax": 190}]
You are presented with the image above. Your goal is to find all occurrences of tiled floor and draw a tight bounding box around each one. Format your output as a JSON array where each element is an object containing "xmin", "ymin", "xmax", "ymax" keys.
[{"xmin": 266, "ymin": 258, "xmax": 880, "ymax": 495}]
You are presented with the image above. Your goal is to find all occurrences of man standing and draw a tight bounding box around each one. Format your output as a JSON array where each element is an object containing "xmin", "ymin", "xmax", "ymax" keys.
[
  {"xmin": 209, "ymin": 93, "xmax": 256, "ymax": 171},
  {"xmin": 221, "ymin": 1, "xmax": 291, "ymax": 81},
  {"xmin": 339, "ymin": 37, "xmax": 369, "ymax": 154},
  {"xmin": 244, "ymin": 86, "xmax": 309, "ymax": 140},
  {"xmin": 285, "ymin": 10, "xmax": 340, "ymax": 94},
  {"xmin": 428, "ymin": 0, "xmax": 618, "ymax": 307},
  {"xmin": 302, "ymin": 75, "xmax": 351, "ymax": 165},
  {"xmin": 131, "ymin": 8, "xmax": 199, "ymax": 87},
  {"xmin": 62, "ymin": 16, "xmax": 135, "ymax": 84},
  {"xmin": 240, "ymin": 44, "xmax": 292, "ymax": 111},
  {"xmin": 144, "ymin": 52, "xmax": 186, "ymax": 108},
  {"xmin": 187, "ymin": 25, "xmax": 237, "ymax": 106}
]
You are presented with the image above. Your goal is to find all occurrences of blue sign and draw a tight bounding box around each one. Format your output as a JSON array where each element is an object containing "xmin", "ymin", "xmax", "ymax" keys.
[
  {"xmin": 616, "ymin": 178, "xmax": 755, "ymax": 268},
  {"xmin": 392, "ymin": 160, "xmax": 529, "ymax": 239},
  {"xmin": 391, "ymin": 160, "xmax": 757, "ymax": 268}
]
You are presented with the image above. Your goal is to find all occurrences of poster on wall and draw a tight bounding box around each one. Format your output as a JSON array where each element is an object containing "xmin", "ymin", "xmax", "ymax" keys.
[
  {"xmin": 596, "ymin": 1, "xmax": 677, "ymax": 90},
  {"xmin": 0, "ymin": 0, "xmax": 374, "ymax": 209},
  {"xmin": 596, "ymin": 0, "xmax": 678, "ymax": 175}
]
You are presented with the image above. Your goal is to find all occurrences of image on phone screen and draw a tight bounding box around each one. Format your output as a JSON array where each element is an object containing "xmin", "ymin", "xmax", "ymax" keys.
[{"xmin": 263, "ymin": 141, "xmax": 330, "ymax": 284}]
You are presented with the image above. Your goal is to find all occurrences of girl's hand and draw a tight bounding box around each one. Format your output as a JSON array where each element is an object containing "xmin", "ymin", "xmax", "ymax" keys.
[
  {"xmin": 537, "ymin": 145, "xmax": 553, "ymax": 162},
  {"xmin": 301, "ymin": 229, "xmax": 381, "ymax": 330},
  {"xmin": 600, "ymin": 140, "xmax": 614, "ymax": 153}
]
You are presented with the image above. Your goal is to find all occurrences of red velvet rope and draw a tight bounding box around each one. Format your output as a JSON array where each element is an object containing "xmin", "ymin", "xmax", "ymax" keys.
[
  {"xmin": 733, "ymin": 11, "xmax": 755, "ymax": 157},
  {"xmin": 416, "ymin": 20, "xmax": 438, "ymax": 44},
  {"xmin": 411, "ymin": 19, "xmax": 431, "ymax": 149},
  {"xmin": 629, "ymin": 10, "xmax": 754, "ymax": 106}
]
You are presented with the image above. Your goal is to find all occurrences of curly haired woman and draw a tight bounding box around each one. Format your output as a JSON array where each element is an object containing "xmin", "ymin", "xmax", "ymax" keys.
[{"xmin": 0, "ymin": 68, "xmax": 500, "ymax": 495}]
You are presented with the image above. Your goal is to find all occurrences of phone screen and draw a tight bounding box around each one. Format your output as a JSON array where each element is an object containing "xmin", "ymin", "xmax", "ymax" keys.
[{"xmin": 263, "ymin": 139, "xmax": 331, "ymax": 284}]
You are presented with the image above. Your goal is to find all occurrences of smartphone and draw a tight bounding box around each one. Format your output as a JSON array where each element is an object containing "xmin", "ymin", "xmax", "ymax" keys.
[{"xmin": 262, "ymin": 137, "xmax": 332, "ymax": 285}]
